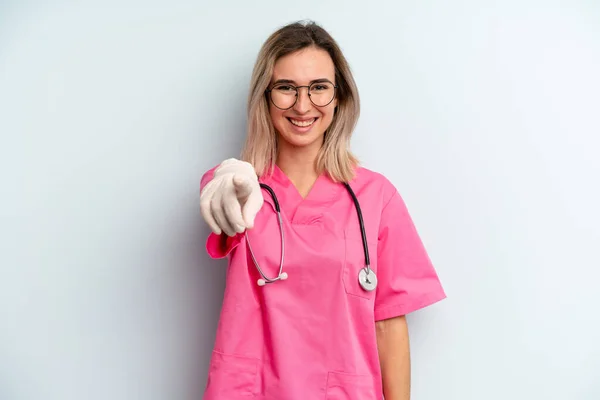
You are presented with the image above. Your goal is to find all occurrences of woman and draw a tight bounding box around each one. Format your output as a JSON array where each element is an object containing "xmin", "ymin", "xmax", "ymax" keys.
[{"xmin": 199, "ymin": 20, "xmax": 445, "ymax": 400}]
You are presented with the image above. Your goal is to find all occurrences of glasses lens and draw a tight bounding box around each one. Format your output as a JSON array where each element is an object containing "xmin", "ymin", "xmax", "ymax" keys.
[
  {"xmin": 270, "ymin": 84, "xmax": 297, "ymax": 109},
  {"xmin": 309, "ymin": 81, "xmax": 335, "ymax": 107}
]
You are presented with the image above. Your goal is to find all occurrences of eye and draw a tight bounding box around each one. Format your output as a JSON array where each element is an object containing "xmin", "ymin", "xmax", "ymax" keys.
[
  {"xmin": 274, "ymin": 85, "xmax": 295, "ymax": 92},
  {"xmin": 311, "ymin": 83, "xmax": 330, "ymax": 91}
]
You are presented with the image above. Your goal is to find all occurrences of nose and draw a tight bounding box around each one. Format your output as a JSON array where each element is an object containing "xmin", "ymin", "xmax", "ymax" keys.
[{"xmin": 293, "ymin": 86, "xmax": 312, "ymax": 114}]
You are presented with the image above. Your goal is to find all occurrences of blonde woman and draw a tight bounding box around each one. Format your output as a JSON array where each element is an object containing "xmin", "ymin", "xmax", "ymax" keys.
[{"xmin": 199, "ymin": 20, "xmax": 445, "ymax": 400}]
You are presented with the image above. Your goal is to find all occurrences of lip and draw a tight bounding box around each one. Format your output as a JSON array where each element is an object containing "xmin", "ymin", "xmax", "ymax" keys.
[
  {"xmin": 287, "ymin": 117, "xmax": 318, "ymax": 121},
  {"xmin": 286, "ymin": 117, "xmax": 318, "ymax": 133}
]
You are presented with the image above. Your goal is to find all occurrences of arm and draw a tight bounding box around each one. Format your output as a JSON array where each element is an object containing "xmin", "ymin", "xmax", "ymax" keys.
[{"xmin": 376, "ymin": 315, "xmax": 411, "ymax": 400}]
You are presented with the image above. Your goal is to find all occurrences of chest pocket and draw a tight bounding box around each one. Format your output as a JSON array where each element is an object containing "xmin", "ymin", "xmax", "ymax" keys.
[{"xmin": 343, "ymin": 228, "xmax": 378, "ymax": 300}]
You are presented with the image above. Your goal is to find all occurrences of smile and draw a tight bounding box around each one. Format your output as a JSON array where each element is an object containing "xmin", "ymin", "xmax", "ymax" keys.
[{"xmin": 288, "ymin": 118, "xmax": 317, "ymax": 127}]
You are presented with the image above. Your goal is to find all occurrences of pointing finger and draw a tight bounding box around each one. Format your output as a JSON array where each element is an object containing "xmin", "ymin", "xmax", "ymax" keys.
[
  {"xmin": 242, "ymin": 188, "xmax": 264, "ymax": 228},
  {"xmin": 233, "ymin": 174, "xmax": 254, "ymax": 199}
]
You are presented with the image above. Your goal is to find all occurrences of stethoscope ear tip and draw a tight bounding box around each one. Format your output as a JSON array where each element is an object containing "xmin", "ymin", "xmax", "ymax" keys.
[
  {"xmin": 257, "ymin": 279, "xmax": 266, "ymax": 286},
  {"xmin": 280, "ymin": 272, "xmax": 288, "ymax": 280}
]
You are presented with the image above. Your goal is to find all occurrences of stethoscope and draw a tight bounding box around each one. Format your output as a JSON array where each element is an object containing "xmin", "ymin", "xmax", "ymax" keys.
[{"xmin": 244, "ymin": 182, "xmax": 378, "ymax": 292}]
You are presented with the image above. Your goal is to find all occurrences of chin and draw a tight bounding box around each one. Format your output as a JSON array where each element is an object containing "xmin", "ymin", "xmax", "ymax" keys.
[
  {"xmin": 283, "ymin": 134, "xmax": 322, "ymax": 148},
  {"xmin": 279, "ymin": 128, "xmax": 325, "ymax": 149}
]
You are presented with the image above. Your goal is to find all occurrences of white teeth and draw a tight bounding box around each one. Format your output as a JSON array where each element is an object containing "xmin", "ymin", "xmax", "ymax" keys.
[{"xmin": 290, "ymin": 118, "xmax": 315, "ymax": 127}]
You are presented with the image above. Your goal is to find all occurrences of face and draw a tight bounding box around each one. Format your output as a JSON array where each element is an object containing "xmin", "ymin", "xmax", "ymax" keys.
[{"xmin": 268, "ymin": 47, "xmax": 338, "ymax": 153}]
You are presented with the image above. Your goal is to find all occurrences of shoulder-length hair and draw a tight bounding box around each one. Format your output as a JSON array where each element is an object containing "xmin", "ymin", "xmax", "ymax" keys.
[{"xmin": 240, "ymin": 20, "xmax": 361, "ymax": 182}]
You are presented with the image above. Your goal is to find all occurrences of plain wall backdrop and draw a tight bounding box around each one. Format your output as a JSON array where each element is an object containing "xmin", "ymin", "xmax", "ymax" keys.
[{"xmin": 1, "ymin": 1, "xmax": 599, "ymax": 399}]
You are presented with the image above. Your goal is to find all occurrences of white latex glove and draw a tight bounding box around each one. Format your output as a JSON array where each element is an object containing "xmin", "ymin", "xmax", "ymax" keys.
[{"xmin": 200, "ymin": 158, "xmax": 263, "ymax": 237}]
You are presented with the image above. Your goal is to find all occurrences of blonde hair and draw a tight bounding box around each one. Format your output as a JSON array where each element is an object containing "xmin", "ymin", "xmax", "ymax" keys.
[{"xmin": 240, "ymin": 20, "xmax": 361, "ymax": 182}]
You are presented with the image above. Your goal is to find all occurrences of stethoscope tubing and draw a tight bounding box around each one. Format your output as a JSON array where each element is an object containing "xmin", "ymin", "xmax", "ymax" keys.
[
  {"xmin": 245, "ymin": 182, "xmax": 372, "ymax": 288},
  {"xmin": 343, "ymin": 182, "xmax": 371, "ymax": 272}
]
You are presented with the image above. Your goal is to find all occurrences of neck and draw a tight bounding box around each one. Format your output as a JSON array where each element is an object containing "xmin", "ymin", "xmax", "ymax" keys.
[
  {"xmin": 276, "ymin": 141, "xmax": 322, "ymax": 197},
  {"xmin": 277, "ymin": 141, "xmax": 320, "ymax": 178}
]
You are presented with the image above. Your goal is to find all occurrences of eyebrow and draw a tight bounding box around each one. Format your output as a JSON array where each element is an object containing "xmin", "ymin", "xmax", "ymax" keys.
[{"xmin": 271, "ymin": 78, "xmax": 333, "ymax": 85}]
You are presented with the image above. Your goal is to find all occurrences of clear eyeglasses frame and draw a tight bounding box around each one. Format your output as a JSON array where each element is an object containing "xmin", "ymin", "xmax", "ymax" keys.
[{"xmin": 265, "ymin": 80, "xmax": 338, "ymax": 110}]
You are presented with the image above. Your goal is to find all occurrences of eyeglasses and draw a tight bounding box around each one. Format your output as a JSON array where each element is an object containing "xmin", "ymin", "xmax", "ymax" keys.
[{"xmin": 266, "ymin": 80, "xmax": 338, "ymax": 110}]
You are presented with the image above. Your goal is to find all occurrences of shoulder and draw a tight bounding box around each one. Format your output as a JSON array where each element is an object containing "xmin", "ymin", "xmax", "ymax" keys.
[
  {"xmin": 200, "ymin": 168, "xmax": 215, "ymax": 192},
  {"xmin": 350, "ymin": 165, "xmax": 399, "ymax": 205},
  {"xmin": 199, "ymin": 164, "xmax": 221, "ymax": 192}
]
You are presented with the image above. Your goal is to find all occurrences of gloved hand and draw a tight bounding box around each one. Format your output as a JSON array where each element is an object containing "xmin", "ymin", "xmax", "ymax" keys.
[{"xmin": 200, "ymin": 158, "xmax": 264, "ymax": 237}]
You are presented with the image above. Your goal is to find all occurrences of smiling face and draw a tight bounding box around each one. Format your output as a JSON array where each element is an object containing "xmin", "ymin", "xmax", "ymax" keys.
[{"xmin": 268, "ymin": 46, "xmax": 338, "ymax": 156}]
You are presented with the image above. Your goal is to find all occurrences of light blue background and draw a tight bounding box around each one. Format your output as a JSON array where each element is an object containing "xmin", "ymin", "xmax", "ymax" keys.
[{"xmin": 1, "ymin": 1, "xmax": 599, "ymax": 399}]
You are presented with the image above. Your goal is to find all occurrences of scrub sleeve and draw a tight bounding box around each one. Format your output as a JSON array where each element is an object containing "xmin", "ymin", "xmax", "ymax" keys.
[{"xmin": 374, "ymin": 188, "xmax": 446, "ymax": 321}]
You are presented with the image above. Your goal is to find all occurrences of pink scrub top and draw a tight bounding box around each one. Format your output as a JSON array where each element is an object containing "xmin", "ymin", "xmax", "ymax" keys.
[{"xmin": 200, "ymin": 165, "xmax": 446, "ymax": 400}]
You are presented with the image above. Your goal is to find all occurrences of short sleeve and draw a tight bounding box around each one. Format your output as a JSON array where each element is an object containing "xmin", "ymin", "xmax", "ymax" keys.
[
  {"xmin": 374, "ymin": 189, "xmax": 446, "ymax": 321},
  {"xmin": 205, "ymin": 231, "xmax": 243, "ymax": 259},
  {"xmin": 200, "ymin": 166, "xmax": 243, "ymax": 259}
]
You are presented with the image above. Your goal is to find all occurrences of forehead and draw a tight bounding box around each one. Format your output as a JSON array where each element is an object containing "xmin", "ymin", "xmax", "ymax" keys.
[{"xmin": 271, "ymin": 47, "xmax": 335, "ymax": 83}]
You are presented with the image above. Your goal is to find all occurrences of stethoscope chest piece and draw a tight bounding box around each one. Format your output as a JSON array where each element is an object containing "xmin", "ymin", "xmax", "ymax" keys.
[{"xmin": 358, "ymin": 268, "xmax": 377, "ymax": 291}]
